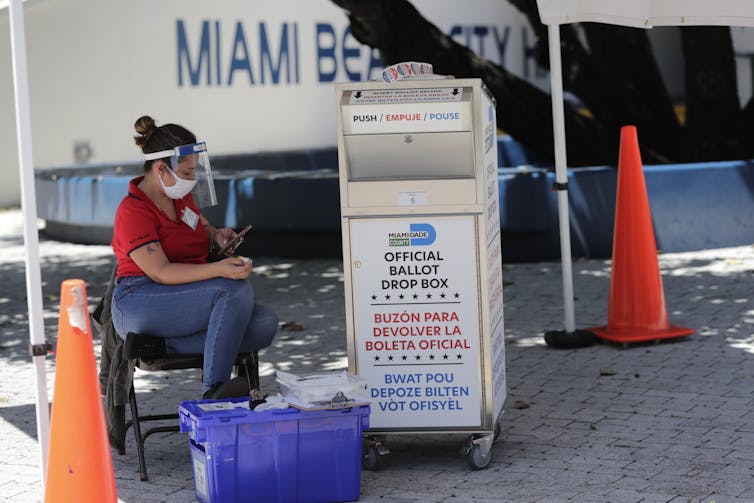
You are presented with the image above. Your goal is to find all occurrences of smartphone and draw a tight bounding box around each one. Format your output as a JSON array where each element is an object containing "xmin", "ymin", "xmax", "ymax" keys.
[{"xmin": 215, "ymin": 224, "xmax": 252, "ymax": 257}]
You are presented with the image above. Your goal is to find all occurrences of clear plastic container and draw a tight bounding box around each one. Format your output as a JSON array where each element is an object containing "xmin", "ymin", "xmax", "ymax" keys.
[{"xmin": 276, "ymin": 370, "xmax": 368, "ymax": 407}]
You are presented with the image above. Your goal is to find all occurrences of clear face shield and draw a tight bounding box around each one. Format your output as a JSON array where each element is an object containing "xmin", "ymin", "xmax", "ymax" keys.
[{"xmin": 144, "ymin": 142, "xmax": 218, "ymax": 208}]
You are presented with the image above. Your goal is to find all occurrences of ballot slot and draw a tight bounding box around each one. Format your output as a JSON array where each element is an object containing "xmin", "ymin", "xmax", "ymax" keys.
[{"xmin": 344, "ymin": 131, "xmax": 475, "ymax": 181}]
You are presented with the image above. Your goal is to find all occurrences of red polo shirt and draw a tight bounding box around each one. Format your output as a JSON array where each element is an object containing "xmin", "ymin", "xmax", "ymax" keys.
[{"xmin": 112, "ymin": 176, "xmax": 209, "ymax": 278}]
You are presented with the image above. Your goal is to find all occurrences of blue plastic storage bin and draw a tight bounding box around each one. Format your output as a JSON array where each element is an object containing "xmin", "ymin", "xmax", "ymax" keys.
[{"xmin": 179, "ymin": 398, "xmax": 370, "ymax": 503}]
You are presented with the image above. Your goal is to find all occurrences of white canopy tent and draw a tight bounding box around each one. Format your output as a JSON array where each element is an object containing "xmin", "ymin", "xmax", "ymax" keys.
[
  {"xmin": 6, "ymin": 0, "xmax": 50, "ymax": 489},
  {"xmin": 535, "ymin": 0, "xmax": 754, "ymax": 336}
]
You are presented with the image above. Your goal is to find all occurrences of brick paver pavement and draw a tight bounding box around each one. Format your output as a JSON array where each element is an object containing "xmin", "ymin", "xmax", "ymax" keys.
[{"xmin": 0, "ymin": 209, "xmax": 752, "ymax": 502}]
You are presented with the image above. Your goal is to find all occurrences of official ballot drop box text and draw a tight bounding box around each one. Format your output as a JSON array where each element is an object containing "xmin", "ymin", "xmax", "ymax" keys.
[{"xmin": 335, "ymin": 78, "xmax": 506, "ymax": 434}]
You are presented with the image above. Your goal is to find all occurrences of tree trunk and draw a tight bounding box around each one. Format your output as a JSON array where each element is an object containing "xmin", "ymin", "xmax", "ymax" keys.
[
  {"xmin": 577, "ymin": 24, "xmax": 683, "ymax": 163},
  {"xmin": 682, "ymin": 26, "xmax": 754, "ymax": 160}
]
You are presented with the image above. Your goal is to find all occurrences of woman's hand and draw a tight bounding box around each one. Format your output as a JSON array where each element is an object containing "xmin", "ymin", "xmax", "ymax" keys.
[
  {"xmin": 130, "ymin": 239, "xmax": 252, "ymax": 285},
  {"xmin": 213, "ymin": 227, "xmax": 237, "ymax": 250},
  {"xmin": 215, "ymin": 256, "xmax": 252, "ymax": 280}
]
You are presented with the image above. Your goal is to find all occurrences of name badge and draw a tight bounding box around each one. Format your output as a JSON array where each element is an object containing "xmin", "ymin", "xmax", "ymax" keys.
[{"xmin": 181, "ymin": 207, "xmax": 199, "ymax": 230}]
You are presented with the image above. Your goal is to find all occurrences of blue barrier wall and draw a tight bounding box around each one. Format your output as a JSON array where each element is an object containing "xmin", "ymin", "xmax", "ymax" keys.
[
  {"xmin": 35, "ymin": 139, "xmax": 754, "ymax": 261},
  {"xmin": 495, "ymin": 160, "xmax": 754, "ymax": 261}
]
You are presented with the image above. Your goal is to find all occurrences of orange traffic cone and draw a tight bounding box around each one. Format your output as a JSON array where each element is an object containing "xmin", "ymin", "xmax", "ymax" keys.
[
  {"xmin": 45, "ymin": 279, "xmax": 117, "ymax": 502},
  {"xmin": 588, "ymin": 126, "xmax": 693, "ymax": 344}
]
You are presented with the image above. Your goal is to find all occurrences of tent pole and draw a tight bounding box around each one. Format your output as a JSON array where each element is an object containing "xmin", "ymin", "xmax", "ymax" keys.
[
  {"xmin": 547, "ymin": 24, "xmax": 576, "ymax": 333},
  {"xmin": 9, "ymin": 0, "xmax": 50, "ymax": 487}
]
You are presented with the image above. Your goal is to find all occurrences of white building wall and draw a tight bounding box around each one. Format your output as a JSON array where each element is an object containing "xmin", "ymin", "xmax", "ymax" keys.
[{"xmin": 1, "ymin": 0, "xmax": 542, "ymax": 206}]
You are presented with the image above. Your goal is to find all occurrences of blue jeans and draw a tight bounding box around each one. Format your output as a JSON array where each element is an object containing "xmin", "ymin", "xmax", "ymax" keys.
[{"xmin": 111, "ymin": 275, "xmax": 278, "ymax": 393}]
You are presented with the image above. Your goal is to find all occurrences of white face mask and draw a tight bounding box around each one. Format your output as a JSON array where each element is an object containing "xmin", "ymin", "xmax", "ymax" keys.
[{"xmin": 159, "ymin": 168, "xmax": 196, "ymax": 200}]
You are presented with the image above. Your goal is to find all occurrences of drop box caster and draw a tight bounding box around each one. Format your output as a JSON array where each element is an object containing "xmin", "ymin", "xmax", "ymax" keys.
[
  {"xmin": 362, "ymin": 435, "xmax": 389, "ymax": 470},
  {"xmin": 464, "ymin": 433, "xmax": 493, "ymax": 470}
]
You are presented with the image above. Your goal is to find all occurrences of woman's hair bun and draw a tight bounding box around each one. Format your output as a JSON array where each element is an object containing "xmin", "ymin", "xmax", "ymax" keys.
[{"xmin": 134, "ymin": 115, "xmax": 157, "ymax": 148}]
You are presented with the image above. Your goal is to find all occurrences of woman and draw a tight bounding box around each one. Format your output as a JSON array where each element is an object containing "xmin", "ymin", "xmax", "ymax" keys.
[{"xmin": 110, "ymin": 116, "xmax": 278, "ymax": 398}]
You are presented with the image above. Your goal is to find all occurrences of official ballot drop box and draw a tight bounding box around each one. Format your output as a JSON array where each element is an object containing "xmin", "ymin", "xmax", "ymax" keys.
[{"xmin": 335, "ymin": 78, "xmax": 507, "ymax": 447}]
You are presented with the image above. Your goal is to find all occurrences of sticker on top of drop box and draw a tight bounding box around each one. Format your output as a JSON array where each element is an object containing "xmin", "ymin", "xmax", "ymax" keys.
[{"xmin": 349, "ymin": 87, "xmax": 463, "ymax": 105}]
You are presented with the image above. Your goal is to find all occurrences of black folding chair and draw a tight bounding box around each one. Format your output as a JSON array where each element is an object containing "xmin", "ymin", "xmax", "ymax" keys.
[{"xmin": 123, "ymin": 332, "xmax": 259, "ymax": 481}]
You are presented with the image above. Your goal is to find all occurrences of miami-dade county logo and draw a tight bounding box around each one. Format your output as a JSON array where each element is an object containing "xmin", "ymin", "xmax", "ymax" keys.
[{"xmin": 388, "ymin": 223, "xmax": 436, "ymax": 247}]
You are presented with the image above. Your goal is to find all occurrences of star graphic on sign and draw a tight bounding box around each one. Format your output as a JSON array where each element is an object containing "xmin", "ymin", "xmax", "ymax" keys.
[
  {"xmin": 440, "ymin": 292, "xmax": 446, "ymax": 299},
  {"xmin": 454, "ymin": 292, "xmax": 460, "ymax": 298},
  {"xmin": 429, "ymin": 354, "xmax": 435, "ymax": 360},
  {"xmin": 426, "ymin": 293, "xmax": 432, "ymax": 299},
  {"xmin": 456, "ymin": 354, "xmax": 463, "ymax": 359},
  {"xmin": 415, "ymin": 355, "xmax": 421, "ymax": 360},
  {"xmin": 385, "ymin": 294, "xmax": 391, "ymax": 300},
  {"xmin": 374, "ymin": 355, "xmax": 380, "ymax": 361},
  {"xmin": 412, "ymin": 293, "xmax": 418, "ymax": 299},
  {"xmin": 398, "ymin": 294, "xmax": 404, "ymax": 300},
  {"xmin": 401, "ymin": 355, "xmax": 408, "ymax": 360},
  {"xmin": 388, "ymin": 355, "xmax": 394, "ymax": 361},
  {"xmin": 443, "ymin": 354, "xmax": 449, "ymax": 360},
  {"xmin": 371, "ymin": 294, "xmax": 377, "ymax": 300}
]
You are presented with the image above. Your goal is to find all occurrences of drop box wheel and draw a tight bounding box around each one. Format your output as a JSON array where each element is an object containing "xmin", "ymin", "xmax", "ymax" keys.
[
  {"xmin": 466, "ymin": 443, "xmax": 492, "ymax": 470},
  {"xmin": 362, "ymin": 445, "xmax": 387, "ymax": 470},
  {"xmin": 465, "ymin": 434, "xmax": 493, "ymax": 470}
]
